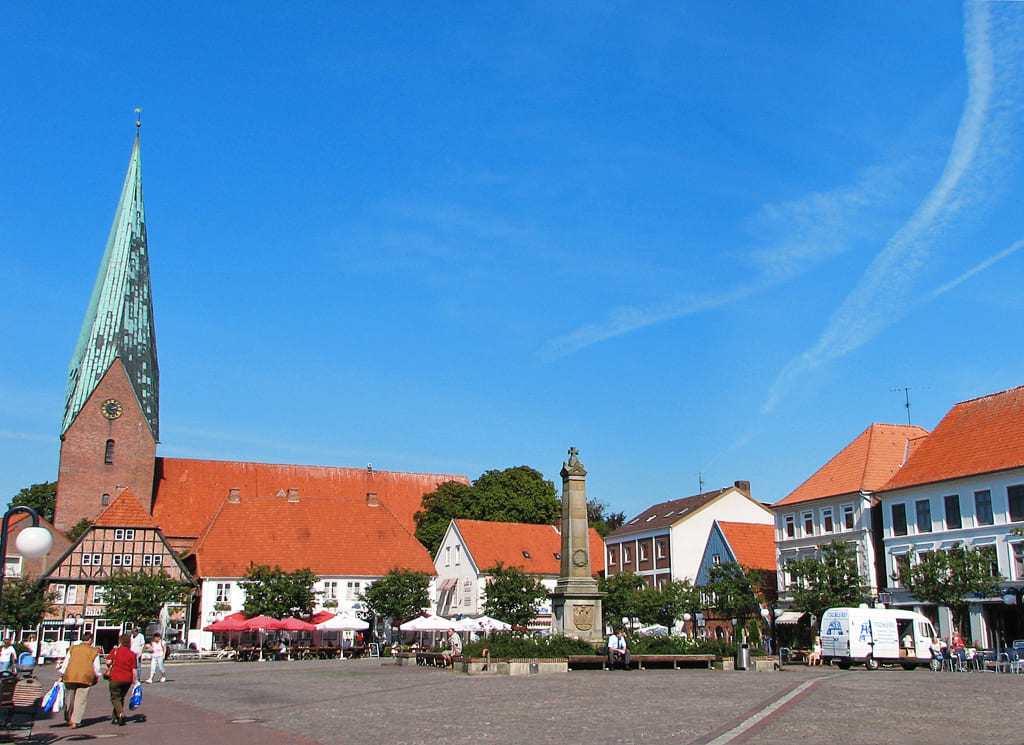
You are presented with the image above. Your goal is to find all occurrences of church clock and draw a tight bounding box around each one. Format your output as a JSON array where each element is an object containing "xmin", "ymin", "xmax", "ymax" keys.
[{"xmin": 101, "ymin": 399, "xmax": 123, "ymax": 420}]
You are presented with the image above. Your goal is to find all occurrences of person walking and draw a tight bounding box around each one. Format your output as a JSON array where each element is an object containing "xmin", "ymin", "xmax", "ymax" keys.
[
  {"xmin": 0, "ymin": 638, "xmax": 17, "ymax": 673},
  {"xmin": 145, "ymin": 633, "xmax": 167, "ymax": 683},
  {"xmin": 128, "ymin": 626, "xmax": 146, "ymax": 683},
  {"xmin": 105, "ymin": 634, "xmax": 139, "ymax": 726},
  {"xmin": 57, "ymin": 631, "xmax": 102, "ymax": 729}
]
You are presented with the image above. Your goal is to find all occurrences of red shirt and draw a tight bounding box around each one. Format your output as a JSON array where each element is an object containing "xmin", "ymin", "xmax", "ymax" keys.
[{"xmin": 105, "ymin": 646, "xmax": 137, "ymax": 683}]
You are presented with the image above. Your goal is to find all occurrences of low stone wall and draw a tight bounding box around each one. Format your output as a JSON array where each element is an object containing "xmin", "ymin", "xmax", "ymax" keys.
[{"xmin": 459, "ymin": 657, "xmax": 567, "ymax": 676}]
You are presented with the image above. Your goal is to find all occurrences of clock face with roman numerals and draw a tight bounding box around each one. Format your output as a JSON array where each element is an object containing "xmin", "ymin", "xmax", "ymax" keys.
[{"xmin": 101, "ymin": 399, "xmax": 123, "ymax": 420}]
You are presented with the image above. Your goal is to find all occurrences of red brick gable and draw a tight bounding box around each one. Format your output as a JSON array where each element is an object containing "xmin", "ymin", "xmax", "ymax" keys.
[
  {"xmin": 151, "ymin": 457, "xmax": 469, "ymax": 539},
  {"xmin": 186, "ymin": 495, "xmax": 436, "ymax": 578},
  {"xmin": 883, "ymin": 386, "xmax": 1024, "ymax": 491},
  {"xmin": 717, "ymin": 522, "xmax": 776, "ymax": 572},
  {"xmin": 453, "ymin": 519, "xmax": 605, "ymax": 575},
  {"xmin": 775, "ymin": 423, "xmax": 928, "ymax": 507},
  {"xmin": 93, "ymin": 488, "xmax": 160, "ymax": 529}
]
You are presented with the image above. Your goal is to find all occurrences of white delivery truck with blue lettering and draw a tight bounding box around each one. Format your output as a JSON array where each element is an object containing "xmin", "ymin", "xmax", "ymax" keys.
[{"xmin": 820, "ymin": 607, "xmax": 937, "ymax": 670}]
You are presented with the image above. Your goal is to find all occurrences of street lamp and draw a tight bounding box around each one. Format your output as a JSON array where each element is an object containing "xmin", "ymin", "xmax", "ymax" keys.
[
  {"xmin": 760, "ymin": 603, "xmax": 780, "ymax": 658},
  {"xmin": 63, "ymin": 614, "xmax": 86, "ymax": 642},
  {"xmin": 682, "ymin": 612, "xmax": 692, "ymax": 639},
  {"xmin": 0, "ymin": 506, "xmax": 53, "ymax": 634}
]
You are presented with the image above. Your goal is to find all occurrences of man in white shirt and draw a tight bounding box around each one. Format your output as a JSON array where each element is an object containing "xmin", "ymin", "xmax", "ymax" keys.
[
  {"xmin": 607, "ymin": 629, "xmax": 630, "ymax": 670},
  {"xmin": 129, "ymin": 626, "xmax": 146, "ymax": 680},
  {"xmin": 0, "ymin": 638, "xmax": 16, "ymax": 673}
]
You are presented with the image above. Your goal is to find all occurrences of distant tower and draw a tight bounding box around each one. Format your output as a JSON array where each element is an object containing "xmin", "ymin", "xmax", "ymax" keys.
[
  {"xmin": 54, "ymin": 130, "xmax": 159, "ymax": 530},
  {"xmin": 549, "ymin": 447, "xmax": 604, "ymax": 643}
]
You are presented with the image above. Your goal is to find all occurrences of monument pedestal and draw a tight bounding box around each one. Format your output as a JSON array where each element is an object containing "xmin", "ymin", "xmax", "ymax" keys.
[{"xmin": 550, "ymin": 589, "xmax": 604, "ymax": 643}]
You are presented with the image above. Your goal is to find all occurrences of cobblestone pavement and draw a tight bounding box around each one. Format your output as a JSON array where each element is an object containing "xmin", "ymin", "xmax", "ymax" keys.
[{"xmin": 27, "ymin": 658, "xmax": 1024, "ymax": 744}]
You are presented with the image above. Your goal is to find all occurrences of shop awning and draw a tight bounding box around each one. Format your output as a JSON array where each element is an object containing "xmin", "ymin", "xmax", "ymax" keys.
[{"xmin": 775, "ymin": 611, "xmax": 809, "ymax": 625}]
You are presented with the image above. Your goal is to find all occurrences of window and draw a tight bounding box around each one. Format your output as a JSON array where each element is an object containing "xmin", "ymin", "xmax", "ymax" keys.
[
  {"xmin": 623, "ymin": 545, "xmax": 632, "ymax": 564},
  {"xmin": 4, "ymin": 557, "xmax": 21, "ymax": 578},
  {"xmin": 81, "ymin": 553, "xmax": 102, "ymax": 566},
  {"xmin": 323, "ymin": 581, "xmax": 338, "ymax": 601},
  {"xmin": 802, "ymin": 511, "xmax": 814, "ymax": 536},
  {"xmin": 92, "ymin": 586, "xmax": 106, "ymax": 604},
  {"xmin": 454, "ymin": 546, "xmax": 461, "ymax": 565},
  {"xmin": 104, "ymin": 439, "xmax": 114, "ymax": 465},
  {"xmin": 915, "ymin": 500, "xmax": 932, "ymax": 533},
  {"xmin": 944, "ymin": 494, "xmax": 962, "ymax": 530},
  {"xmin": 445, "ymin": 547, "xmax": 451, "ymax": 566},
  {"xmin": 112, "ymin": 555, "xmax": 122, "ymax": 567},
  {"xmin": 657, "ymin": 539, "xmax": 666, "ymax": 559},
  {"xmin": 608, "ymin": 547, "xmax": 616, "ymax": 566},
  {"xmin": 1009, "ymin": 485, "xmax": 1024, "ymax": 523},
  {"xmin": 53, "ymin": 584, "xmax": 66, "ymax": 604},
  {"xmin": 65, "ymin": 585, "xmax": 78, "ymax": 604},
  {"xmin": 893, "ymin": 554, "xmax": 911, "ymax": 586},
  {"xmin": 639, "ymin": 543, "xmax": 648, "ymax": 561},
  {"xmin": 101, "ymin": 493, "xmax": 110, "ymax": 506},
  {"xmin": 712, "ymin": 554, "xmax": 721, "ymax": 566},
  {"xmin": 150, "ymin": 554, "xmax": 162, "ymax": 566},
  {"xmin": 113, "ymin": 529, "xmax": 135, "ymax": 541},
  {"xmin": 975, "ymin": 490, "xmax": 994, "ymax": 526},
  {"xmin": 216, "ymin": 583, "xmax": 231, "ymax": 603},
  {"xmin": 346, "ymin": 581, "xmax": 361, "ymax": 600},
  {"xmin": 1014, "ymin": 544, "xmax": 1024, "ymax": 580},
  {"xmin": 892, "ymin": 504, "xmax": 908, "ymax": 536},
  {"xmin": 522, "ymin": 550, "xmax": 531, "ymax": 559},
  {"xmin": 979, "ymin": 545, "xmax": 999, "ymax": 577},
  {"xmin": 463, "ymin": 579, "xmax": 472, "ymax": 607},
  {"xmin": 784, "ymin": 515, "xmax": 795, "ymax": 539},
  {"xmin": 821, "ymin": 508, "xmax": 834, "ymax": 533},
  {"xmin": 841, "ymin": 504, "xmax": 855, "ymax": 531}
]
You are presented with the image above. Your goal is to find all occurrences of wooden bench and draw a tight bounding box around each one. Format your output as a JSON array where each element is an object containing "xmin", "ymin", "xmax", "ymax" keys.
[
  {"xmin": 567, "ymin": 654, "xmax": 719, "ymax": 670},
  {"xmin": 415, "ymin": 651, "xmax": 448, "ymax": 667}
]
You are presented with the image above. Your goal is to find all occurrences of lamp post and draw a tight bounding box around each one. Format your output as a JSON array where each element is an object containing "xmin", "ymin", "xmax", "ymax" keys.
[
  {"xmin": 0, "ymin": 506, "xmax": 53, "ymax": 636},
  {"xmin": 682, "ymin": 612, "xmax": 692, "ymax": 639},
  {"xmin": 63, "ymin": 614, "xmax": 86, "ymax": 642},
  {"xmin": 760, "ymin": 603, "xmax": 779, "ymax": 659}
]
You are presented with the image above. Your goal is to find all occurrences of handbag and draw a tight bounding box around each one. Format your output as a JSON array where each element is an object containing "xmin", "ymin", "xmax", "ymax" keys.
[
  {"xmin": 41, "ymin": 681, "xmax": 63, "ymax": 713},
  {"xmin": 128, "ymin": 682, "xmax": 143, "ymax": 710}
]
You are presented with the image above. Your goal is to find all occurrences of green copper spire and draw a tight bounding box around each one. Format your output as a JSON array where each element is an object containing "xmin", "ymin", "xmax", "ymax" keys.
[{"xmin": 62, "ymin": 132, "xmax": 159, "ymax": 438}]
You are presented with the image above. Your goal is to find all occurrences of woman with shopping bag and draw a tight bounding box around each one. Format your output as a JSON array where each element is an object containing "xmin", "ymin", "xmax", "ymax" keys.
[
  {"xmin": 57, "ymin": 631, "xmax": 102, "ymax": 729},
  {"xmin": 105, "ymin": 633, "xmax": 139, "ymax": 726}
]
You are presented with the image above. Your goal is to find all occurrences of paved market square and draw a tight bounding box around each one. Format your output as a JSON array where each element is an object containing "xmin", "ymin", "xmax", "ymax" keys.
[{"xmin": 22, "ymin": 658, "xmax": 1024, "ymax": 745}]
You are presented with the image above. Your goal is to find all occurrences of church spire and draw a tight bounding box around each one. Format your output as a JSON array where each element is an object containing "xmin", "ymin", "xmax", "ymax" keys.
[{"xmin": 62, "ymin": 130, "xmax": 159, "ymax": 439}]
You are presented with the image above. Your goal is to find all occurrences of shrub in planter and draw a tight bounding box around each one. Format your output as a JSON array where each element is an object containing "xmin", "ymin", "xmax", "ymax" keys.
[{"xmin": 463, "ymin": 632, "xmax": 595, "ymax": 659}]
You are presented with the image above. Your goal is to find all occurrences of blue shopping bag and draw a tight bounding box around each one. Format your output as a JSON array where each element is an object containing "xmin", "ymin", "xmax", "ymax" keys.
[
  {"xmin": 42, "ymin": 681, "xmax": 63, "ymax": 713},
  {"xmin": 128, "ymin": 682, "xmax": 143, "ymax": 710}
]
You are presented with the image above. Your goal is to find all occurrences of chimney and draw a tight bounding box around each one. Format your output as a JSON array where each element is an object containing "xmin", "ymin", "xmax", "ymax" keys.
[
  {"xmin": 228, "ymin": 488, "xmax": 241, "ymax": 504},
  {"xmin": 734, "ymin": 480, "xmax": 751, "ymax": 495},
  {"xmin": 287, "ymin": 488, "xmax": 300, "ymax": 503},
  {"xmin": 366, "ymin": 491, "xmax": 379, "ymax": 507}
]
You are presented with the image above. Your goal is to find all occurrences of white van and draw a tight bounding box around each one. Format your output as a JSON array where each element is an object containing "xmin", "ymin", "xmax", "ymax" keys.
[{"xmin": 820, "ymin": 607, "xmax": 937, "ymax": 670}]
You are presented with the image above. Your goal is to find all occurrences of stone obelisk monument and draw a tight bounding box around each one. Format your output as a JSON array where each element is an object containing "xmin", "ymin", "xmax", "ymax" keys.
[{"xmin": 549, "ymin": 447, "xmax": 604, "ymax": 642}]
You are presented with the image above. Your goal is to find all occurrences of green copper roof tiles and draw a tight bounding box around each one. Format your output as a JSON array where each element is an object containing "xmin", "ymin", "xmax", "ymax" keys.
[{"xmin": 63, "ymin": 134, "xmax": 159, "ymax": 438}]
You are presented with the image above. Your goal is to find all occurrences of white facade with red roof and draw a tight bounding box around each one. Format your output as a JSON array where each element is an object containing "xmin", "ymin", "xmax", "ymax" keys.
[
  {"xmin": 771, "ymin": 423, "xmax": 928, "ymax": 600},
  {"xmin": 876, "ymin": 386, "xmax": 1024, "ymax": 643}
]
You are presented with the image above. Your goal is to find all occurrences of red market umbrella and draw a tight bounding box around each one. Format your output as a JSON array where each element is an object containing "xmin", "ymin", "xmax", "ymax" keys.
[
  {"xmin": 204, "ymin": 616, "xmax": 247, "ymax": 632},
  {"xmin": 242, "ymin": 615, "xmax": 285, "ymax": 631},
  {"xmin": 277, "ymin": 617, "xmax": 316, "ymax": 632}
]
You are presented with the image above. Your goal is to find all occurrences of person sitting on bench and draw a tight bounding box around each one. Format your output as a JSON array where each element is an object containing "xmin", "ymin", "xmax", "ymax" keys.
[{"xmin": 607, "ymin": 629, "xmax": 630, "ymax": 670}]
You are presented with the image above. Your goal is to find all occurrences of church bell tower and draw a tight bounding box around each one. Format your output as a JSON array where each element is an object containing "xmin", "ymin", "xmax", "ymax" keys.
[{"xmin": 54, "ymin": 124, "xmax": 159, "ymax": 531}]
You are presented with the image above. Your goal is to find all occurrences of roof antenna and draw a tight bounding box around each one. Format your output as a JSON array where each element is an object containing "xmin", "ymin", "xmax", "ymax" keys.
[
  {"xmin": 698, "ymin": 473, "xmax": 705, "ymax": 495},
  {"xmin": 890, "ymin": 387, "xmax": 926, "ymax": 426},
  {"xmin": 135, "ymin": 107, "xmax": 142, "ymax": 129}
]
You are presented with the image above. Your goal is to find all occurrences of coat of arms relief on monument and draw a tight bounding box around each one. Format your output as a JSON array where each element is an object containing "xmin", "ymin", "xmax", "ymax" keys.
[{"xmin": 573, "ymin": 605, "xmax": 594, "ymax": 631}]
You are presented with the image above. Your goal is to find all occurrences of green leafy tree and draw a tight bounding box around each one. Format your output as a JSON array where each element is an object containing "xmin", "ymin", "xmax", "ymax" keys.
[
  {"xmin": 359, "ymin": 568, "xmax": 431, "ymax": 626},
  {"xmin": 240, "ymin": 565, "xmax": 318, "ymax": 618},
  {"xmin": 102, "ymin": 569, "xmax": 191, "ymax": 630},
  {"xmin": 483, "ymin": 562, "xmax": 549, "ymax": 628},
  {"xmin": 0, "ymin": 577, "xmax": 55, "ymax": 631},
  {"xmin": 64, "ymin": 518, "xmax": 92, "ymax": 543},
  {"xmin": 414, "ymin": 466, "xmax": 560, "ymax": 555},
  {"xmin": 785, "ymin": 540, "xmax": 867, "ymax": 621},
  {"xmin": 587, "ymin": 499, "xmax": 626, "ymax": 538},
  {"xmin": 640, "ymin": 579, "xmax": 703, "ymax": 631},
  {"xmin": 598, "ymin": 572, "xmax": 648, "ymax": 630},
  {"xmin": 904, "ymin": 543, "xmax": 1003, "ymax": 635},
  {"xmin": 8, "ymin": 482, "xmax": 57, "ymax": 523},
  {"xmin": 704, "ymin": 562, "xmax": 763, "ymax": 640}
]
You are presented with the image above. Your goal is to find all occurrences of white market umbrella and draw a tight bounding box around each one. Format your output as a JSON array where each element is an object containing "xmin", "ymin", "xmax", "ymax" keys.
[
  {"xmin": 400, "ymin": 614, "xmax": 455, "ymax": 632},
  {"xmin": 317, "ymin": 613, "xmax": 370, "ymax": 631}
]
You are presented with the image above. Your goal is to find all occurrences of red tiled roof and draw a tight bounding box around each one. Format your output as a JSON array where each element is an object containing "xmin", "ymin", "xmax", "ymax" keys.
[
  {"xmin": 774, "ymin": 423, "xmax": 928, "ymax": 507},
  {"xmin": 186, "ymin": 495, "xmax": 436, "ymax": 578},
  {"xmin": 717, "ymin": 522, "xmax": 776, "ymax": 572},
  {"xmin": 152, "ymin": 457, "xmax": 469, "ymax": 538},
  {"xmin": 93, "ymin": 489, "xmax": 161, "ymax": 529},
  {"xmin": 453, "ymin": 519, "xmax": 606, "ymax": 575},
  {"xmin": 883, "ymin": 386, "xmax": 1024, "ymax": 491}
]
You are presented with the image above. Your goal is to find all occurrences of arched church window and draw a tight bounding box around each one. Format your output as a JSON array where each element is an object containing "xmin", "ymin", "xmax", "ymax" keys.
[{"xmin": 104, "ymin": 439, "xmax": 114, "ymax": 464}]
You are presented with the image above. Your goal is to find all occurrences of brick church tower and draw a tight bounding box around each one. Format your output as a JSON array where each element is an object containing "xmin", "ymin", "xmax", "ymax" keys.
[{"xmin": 54, "ymin": 128, "xmax": 159, "ymax": 532}]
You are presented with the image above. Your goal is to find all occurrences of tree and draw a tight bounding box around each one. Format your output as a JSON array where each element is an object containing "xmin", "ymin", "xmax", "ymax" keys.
[
  {"xmin": 483, "ymin": 562, "xmax": 549, "ymax": 628},
  {"xmin": 641, "ymin": 579, "xmax": 703, "ymax": 631},
  {"xmin": 8, "ymin": 482, "xmax": 56, "ymax": 523},
  {"xmin": 0, "ymin": 577, "xmax": 55, "ymax": 631},
  {"xmin": 64, "ymin": 518, "xmax": 92, "ymax": 543},
  {"xmin": 904, "ymin": 544, "xmax": 1003, "ymax": 635},
  {"xmin": 704, "ymin": 562, "xmax": 763, "ymax": 640},
  {"xmin": 587, "ymin": 499, "xmax": 626, "ymax": 538},
  {"xmin": 359, "ymin": 568, "xmax": 431, "ymax": 625},
  {"xmin": 414, "ymin": 466, "xmax": 560, "ymax": 555},
  {"xmin": 598, "ymin": 572, "xmax": 648, "ymax": 630},
  {"xmin": 102, "ymin": 570, "xmax": 191, "ymax": 631},
  {"xmin": 785, "ymin": 540, "xmax": 867, "ymax": 621},
  {"xmin": 240, "ymin": 565, "xmax": 318, "ymax": 618}
]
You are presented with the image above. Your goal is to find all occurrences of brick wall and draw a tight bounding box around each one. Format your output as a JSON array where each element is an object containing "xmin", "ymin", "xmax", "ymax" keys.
[{"xmin": 54, "ymin": 360, "xmax": 156, "ymax": 531}]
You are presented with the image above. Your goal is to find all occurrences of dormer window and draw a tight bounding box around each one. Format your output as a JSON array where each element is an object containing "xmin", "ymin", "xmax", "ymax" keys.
[{"xmin": 522, "ymin": 550, "xmax": 531, "ymax": 559}]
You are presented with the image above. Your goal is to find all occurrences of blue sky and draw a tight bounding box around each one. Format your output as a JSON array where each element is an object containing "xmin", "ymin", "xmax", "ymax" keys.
[{"xmin": 3, "ymin": 1, "xmax": 1024, "ymax": 520}]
